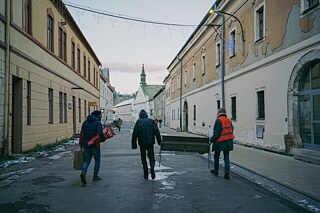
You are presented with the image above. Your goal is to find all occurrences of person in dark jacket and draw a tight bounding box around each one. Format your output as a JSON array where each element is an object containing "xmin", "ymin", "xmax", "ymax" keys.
[
  {"xmin": 132, "ymin": 109, "xmax": 162, "ymax": 180},
  {"xmin": 79, "ymin": 110, "xmax": 105, "ymax": 185},
  {"xmin": 210, "ymin": 108, "xmax": 234, "ymax": 179}
]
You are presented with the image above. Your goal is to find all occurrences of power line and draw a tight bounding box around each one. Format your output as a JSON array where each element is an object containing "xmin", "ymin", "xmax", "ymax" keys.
[{"xmin": 63, "ymin": 1, "xmax": 198, "ymax": 28}]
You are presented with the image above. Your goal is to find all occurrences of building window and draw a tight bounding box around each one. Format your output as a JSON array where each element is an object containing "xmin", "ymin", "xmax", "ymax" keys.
[
  {"xmin": 27, "ymin": 81, "xmax": 31, "ymax": 125},
  {"xmin": 94, "ymin": 67, "xmax": 96, "ymax": 86},
  {"xmin": 78, "ymin": 98, "xmax": 81, "ymax": 122},
  {"xmin": 96, "ymin": 68, "xmax": 98, "ymax": 87},
  {"xmin": 172, "ymin": 80, "xmax": 175, "ymax": 92},
  {"xmin": 193, "ymin": 61, "xmax": 196, "ymax": 80},
  {"xmin": 302, "ymin": 0, "xmax": 319, "ymax": 12},
  {"xmin": 217, "ymin": 100, "xmax": 221, "ymax": 110},
  {"xmin": 216, "ymin": 42, "xmax": 221, "ymax": 67},
  {"xmin": 77, "ymin": 47, "xmax": 81, "ymax": 73},
  {"xmin": 58, "ymin": 28, "xmax": 62, "ymax": 59},
  {"xmin": 177, "ymin": 76, "xmax": 180, "ymax": 89},
  {"xmin": 177, "ymin": 109, "xmax": 180, "ymax": 120},
  {"xmin": 231, "ymin": 96, "xmax": 237, "ymax": 121},
  {"xmin": 201, "ymin": 54, "xmax": 206, "ymax": 75},
  {"xmin": 59, "ymin": 92, "xmax": 63, "ymax": 123},
  {"xmin": 58, "ymin": 27, "xmax": 67, "ymax": 61},
  {"xmin": 193, "ymin": 105, "xmax": 196, "ymax": 121},
  {"xmin": 229, "ymin": 29, "xmax": 236, "ymax": 58},
  {"xmin": 88, "ymin": 60, "xmax": 91, "ymax": 82},
  {"xmin": 47, "ymin": 16, "xmax": 54, "ymax": 52},
  {"xmin": 184, "ymin": 70, "xmax": 187, "ymax": 86},
  {"xmin": 84, "ymin": 100, "xmax": 87, "ymax": 119},
  {"xmin": 48, "ymin": 88, "xmax": 53, "ymax": 124},
  {"xmin": 83, "ymin": 55, "xmax": 86, "ymax": 76},
  {"xmin": 23, "ymin": 0, "xmax": 32, "ymax": 34},
  {"xmin": 71, "ymin": 41, "xmax": 75, "ymax": 69},
  {"xmin": 63, "ymin": 32, "xmax": 67, "ymax": 61},
  {"xmin": 255, "ymin": 4, "xmax": 265, "ymax": 42},
  {"xmin": 64, "ymin": 93, "xmax": 67, "ymax": 123},
  {"xmin": 257, "ymin": 90, "xmax": 265, "ymax": 120}
]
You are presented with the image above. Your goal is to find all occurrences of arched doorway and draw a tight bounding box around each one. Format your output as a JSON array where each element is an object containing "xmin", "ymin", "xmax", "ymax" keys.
[
  {"xmin": 288, "ymin": 50, "xmax": 320, "ymax": 151},
  {"xmin": 299, "ymin": 60, "xmax": 320, "ymax": 149},
  {"xmin": 183, "ymin": 101, "xmax": 188, "ymax": 132}
]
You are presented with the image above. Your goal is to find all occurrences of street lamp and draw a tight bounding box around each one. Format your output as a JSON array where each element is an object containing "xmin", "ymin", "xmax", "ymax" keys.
[{"xmin": 207, "ymin": 6, "xmax": 245, "ymax": 109}]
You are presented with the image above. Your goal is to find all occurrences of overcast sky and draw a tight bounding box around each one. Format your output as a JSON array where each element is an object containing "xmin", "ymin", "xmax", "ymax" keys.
[{"xmin": 64, "ymin": 0, "xmax": 214, "ymax": 94}]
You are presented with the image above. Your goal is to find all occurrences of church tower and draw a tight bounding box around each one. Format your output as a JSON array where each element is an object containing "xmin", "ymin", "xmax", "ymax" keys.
[{"xmin": 140, "ymin": 64, "xmax": 146, "ymax": 86}]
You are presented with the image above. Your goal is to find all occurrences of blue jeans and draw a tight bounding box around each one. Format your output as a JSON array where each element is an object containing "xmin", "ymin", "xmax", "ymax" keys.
[
  {"xmin": 82, "ymin": 146, "xmax": 101, "ymax": 176},
  {"xmin": 214, "ymin": 150, "xmax": 230, "ymax": 175}
]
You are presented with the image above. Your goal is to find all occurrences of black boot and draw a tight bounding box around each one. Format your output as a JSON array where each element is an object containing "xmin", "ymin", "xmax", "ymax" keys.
[
  {"xmin": 80, "ymin": 172, "xmax": 87, "ymax": 185},
  {"xmin": 143, "ymin": 166, "xmax": 148, "ymax": 179},
  {"xmin": 151, "ymin": 169, "xmax": 156, "ymax": 180}
]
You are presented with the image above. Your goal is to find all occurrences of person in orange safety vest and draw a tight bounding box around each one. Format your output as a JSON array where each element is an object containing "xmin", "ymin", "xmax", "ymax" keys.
[{"xmin": 209, "ymin": 108, "xmax": 234, "ymax": 179}]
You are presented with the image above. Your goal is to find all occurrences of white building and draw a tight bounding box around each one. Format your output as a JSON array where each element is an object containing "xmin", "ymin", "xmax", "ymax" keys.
[
  {"xmin": 114, "ymin": 98, "xmax": 134, "ymax": 122},
  {"xmin": 100, "ymin": 68, "xmax": 115, "ymax": 124},
  {"xmin": 132, "ymin": 64, "xmax": 163, "ymax": 122}
]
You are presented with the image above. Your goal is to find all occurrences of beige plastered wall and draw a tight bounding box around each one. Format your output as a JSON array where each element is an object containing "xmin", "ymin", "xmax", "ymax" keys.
[{"xmin": 9, "ymin": 0, "xmax": 100, "ymax": 151}]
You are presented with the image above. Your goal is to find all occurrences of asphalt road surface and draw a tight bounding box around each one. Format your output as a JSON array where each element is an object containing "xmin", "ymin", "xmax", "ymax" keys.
[{"xmin": 0, "ymin": 124, "xmax": 309, "ymax": 213}]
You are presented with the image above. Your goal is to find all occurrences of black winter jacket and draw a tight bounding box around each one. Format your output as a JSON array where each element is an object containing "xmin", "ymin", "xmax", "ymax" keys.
[
  {"xmin": 131, "ymin": 110, "xmax": 162, "ymax": 149},
  {"xmin": 80, "ymin": 114, "xmax": 105, "ymax": 148}
]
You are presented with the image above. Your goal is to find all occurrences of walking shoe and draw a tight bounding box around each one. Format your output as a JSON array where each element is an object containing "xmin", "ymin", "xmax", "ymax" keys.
[
  {"xmin": 143, "ymin": 174, "xmax": 148, "ymax": 180},
  {"xmin": 80, "ymin": 173, "xmax": 87, "ymax": 185},
  {"xmin": 93, "ymin": 175, "xmax": 102, "ymax": 181},
  {"xmin": 224, "ymin": 174, "xmax": 230, "ymax": 179},
  {"xmin": 151, "ymin": 169, "xmax": 156, "ymax": 180},
  {"xmin": 210, "ymin": 170, "xmax": 218, "ymax": 175}
]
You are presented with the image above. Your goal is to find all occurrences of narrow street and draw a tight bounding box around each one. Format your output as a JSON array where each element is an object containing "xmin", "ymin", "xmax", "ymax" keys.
[{"xmin": 0, "ymin": 124, "xmax": 309, "ymax": 213}]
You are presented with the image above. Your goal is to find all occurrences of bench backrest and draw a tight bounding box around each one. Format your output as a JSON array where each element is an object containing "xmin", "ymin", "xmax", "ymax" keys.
[{"xmin": 161, "ymin": 135, "xmax": 210, "ymax": 153}]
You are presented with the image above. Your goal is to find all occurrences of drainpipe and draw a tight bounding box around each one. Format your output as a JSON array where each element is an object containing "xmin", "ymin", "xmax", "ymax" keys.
[
  {"xmin": 3, "ymin": 0, "xmax": 11, "ymax": 156},
  {"xmin": 178, "ymin": 55, "xmax": 182, "ymax": 131}
]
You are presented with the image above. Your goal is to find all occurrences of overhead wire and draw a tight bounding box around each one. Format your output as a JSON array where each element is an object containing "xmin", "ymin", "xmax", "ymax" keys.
[{"xmin": 63, "ymin": 2, "xmax": 199, "ymax": 28}]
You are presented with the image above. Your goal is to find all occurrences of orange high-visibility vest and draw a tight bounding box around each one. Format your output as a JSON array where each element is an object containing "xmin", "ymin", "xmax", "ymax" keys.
[{"xmin": 216, "ymin": 116, "xmax": 234, "ymax": 142}]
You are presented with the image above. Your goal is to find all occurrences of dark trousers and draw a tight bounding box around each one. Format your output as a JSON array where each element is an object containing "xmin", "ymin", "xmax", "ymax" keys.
[
  {"xmin": 140, "ymin": 144, "xmax": 155, "ymax": 175},
  {"xmin": 214, "ymin": 150, "xmax": 230, "ymax": 175}
]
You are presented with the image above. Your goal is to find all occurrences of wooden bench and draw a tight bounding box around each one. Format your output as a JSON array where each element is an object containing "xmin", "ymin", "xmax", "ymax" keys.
[{"xmin": 159, "ymin": 135, "xmax": 211, "ymax": 168}]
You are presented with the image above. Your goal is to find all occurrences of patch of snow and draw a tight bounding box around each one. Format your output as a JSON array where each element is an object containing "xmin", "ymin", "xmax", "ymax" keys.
[
  {"xmin": 48, "ymin": 151, "xmax": 71, "ymax": 160},
  {"xmin": 67, "ymin": 138, "xmax": 79, "ymax": 144},
  {"xmin": 0, "ymin": 167, "xmax": 35, "ymax": 179},
  {"xmin": 0, "ymin": 157, "xmax": 36, "ymax": 168},
  {"xmin": 154, "ymin": 193, "xmax": 184, "ymax": 200}
]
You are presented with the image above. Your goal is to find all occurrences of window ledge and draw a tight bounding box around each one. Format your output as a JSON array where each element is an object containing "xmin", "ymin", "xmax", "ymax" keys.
[
  {"xmin": 301, "ymin": 3, "xmax": 319, "ymax": 16},
  {"xmin": 254, "ymin": 37, "xmax": 265, "ymax": 45}
]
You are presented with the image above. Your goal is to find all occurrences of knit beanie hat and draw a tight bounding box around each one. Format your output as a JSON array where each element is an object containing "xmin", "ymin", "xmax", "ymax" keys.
[
  {"xmin": 217, "ymin": 108, "xmax": 226, "ymax": 117},
  {"xmin": 91, "ymin": 110, "xmax": 102, "ymax": 118}
]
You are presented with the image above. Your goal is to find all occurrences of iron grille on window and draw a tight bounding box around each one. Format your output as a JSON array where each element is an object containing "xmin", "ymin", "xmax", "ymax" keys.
[
  {"xmin": 231, "ymin": 97, "xmax": 237, "ymax": 120},
  {"xmin": 257, "ymin": 91, "xmax": 265, "ymax": 119}
]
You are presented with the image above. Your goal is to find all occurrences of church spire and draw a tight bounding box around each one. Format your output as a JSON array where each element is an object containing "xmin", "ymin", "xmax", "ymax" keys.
[{"xmin": 140, "ymin": 64, "xmax": 146, "ymax": 86}]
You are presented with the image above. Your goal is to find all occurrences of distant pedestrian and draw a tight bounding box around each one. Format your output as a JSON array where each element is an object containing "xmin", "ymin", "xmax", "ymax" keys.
[
  {"xmin": 154, "ymin": 118, "xmax": 158, "ymax": 126},
  {"xmin": 159, "ymin": 118, "xmax": 162, "ymax": 128},
  {"xmin": 132, "ymin": 109, "xmax": 162, "ymax": 180},
  {"xmin": 210, "ymin": 108, "xmax": 234, "ymax": 179},
  {"xmin": 117, "ymin": 118, "xmax": 123, "ymax": 132},
  {"xmin": 79, "ymin": 110, "xmax": 106, "ymax": 185}
]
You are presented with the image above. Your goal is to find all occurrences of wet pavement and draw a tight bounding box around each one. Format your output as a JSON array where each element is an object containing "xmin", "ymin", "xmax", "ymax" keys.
[{"xmin": 0, "ymin": 124, "xmax": 315, "ymax": 213}]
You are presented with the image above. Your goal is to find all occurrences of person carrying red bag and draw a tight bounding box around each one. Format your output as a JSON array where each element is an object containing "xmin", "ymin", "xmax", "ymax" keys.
[{"xmin": 79, "ymin": 110, "xmax": 105, "ymax": 185}]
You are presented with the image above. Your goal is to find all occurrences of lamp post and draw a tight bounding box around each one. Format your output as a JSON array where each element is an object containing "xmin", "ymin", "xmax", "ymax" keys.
[
  {"xmin": 208, "ymin": 7, "xmax": 245, "ymax": 109},
  {"xmin": 217, "ymin": 11, "xmax": 225, "ymax": 109}
]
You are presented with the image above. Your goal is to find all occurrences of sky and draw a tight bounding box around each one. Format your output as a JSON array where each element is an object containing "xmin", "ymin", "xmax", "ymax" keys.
[{"xmin": 64, "ymin": 0, "xmax": 214, "ymax": 94}]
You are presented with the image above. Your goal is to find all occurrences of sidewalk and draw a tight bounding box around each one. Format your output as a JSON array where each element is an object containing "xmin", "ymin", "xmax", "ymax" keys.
[{"xmin": 158, "ymin": 125, "xmax": 320, "ymax": 209}]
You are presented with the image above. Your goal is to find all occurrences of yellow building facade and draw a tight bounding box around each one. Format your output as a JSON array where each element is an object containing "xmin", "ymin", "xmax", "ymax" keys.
[{"xmin": 1, "ymin": 0, "xmax": 101, "ymax": 155}]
